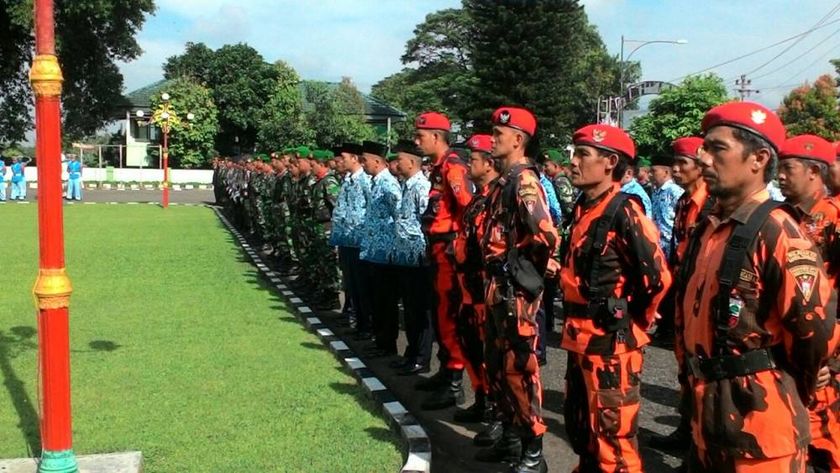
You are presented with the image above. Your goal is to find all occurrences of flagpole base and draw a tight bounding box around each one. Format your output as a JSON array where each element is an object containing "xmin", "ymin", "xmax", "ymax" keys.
[{"xmin": 37, "ymin": 450, "xmax": 78, "ymax": 473}]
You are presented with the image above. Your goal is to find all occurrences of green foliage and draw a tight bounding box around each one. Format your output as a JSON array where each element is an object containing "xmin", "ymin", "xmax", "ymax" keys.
[
  {"xmin": 629, "ymin": 74, "xmax": 729, "ymax": 159},
  {"xmin": 302, "ymin": 78, "xmax": 375, "ymax": 148},
  {"xmin": 164, "ymin": 43, "xmax": 278, "ymax": 154},
  {"xmin": 256, "ymin": 61, "xmax": 313, "ymax": 151},
  {"xmin": 149, "ymin": 78, "xmax": 219, "ymax": 168},
  {"xmin": 0, "ymin": 0, "xmax": 155, "ymax": 144},
  {"xmin": 778, "ymin": 74, "xmax": 840, "ymax": 141},
  {"xmin": 0, "ymin": 205, "xmax": 403, "ymax": 472}
]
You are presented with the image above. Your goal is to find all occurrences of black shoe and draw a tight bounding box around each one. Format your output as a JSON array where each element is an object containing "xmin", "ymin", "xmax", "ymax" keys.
[
  {"xmin": 420, "ymin": 370, "xmax": 464, "ymax": 410},
  {"xmin": 648, "ymin": 426, "xmax": 690, "ymax": 451},
  {"xmin": 353, "ymin": 330, "xmax": 373, "ymax": 341},
  {"xmin": 314, "ymin": 296, "xmax": 340, "ymax": 311},
  {"xmin": 389, "ymin": 358, "xmax": 410, "ymax": 370},
  {"xmin": 475, "ymin": 427, "xmax": 521, "ymax": 463},
  {"xmin": 415, "ymin": 370, "xmax": 448, "ymax": 392},
  {"xmin": 474, "ymin": 421, "xmax": 504, "ymax": 446},
  {"xmin": 454, "ymin": 391, "xmax": 487, "ymax": 423},
  {"xmin": 398, "ymin": 363, "xmax": 430, "ymax": 376},
  {"xmin": 511, "ymin": 435, "xmax": 547, "ymax": 473}
]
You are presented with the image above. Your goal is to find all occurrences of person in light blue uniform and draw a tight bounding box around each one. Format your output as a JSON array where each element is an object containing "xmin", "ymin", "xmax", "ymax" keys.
[
  {"xmin": 390, "ymin": 140, "xmax": 433, "ymax": 374},
  {"xmin": 358, "ymin": 140, "xmax": 402, "ymax": 357},
  {"xmin": 539, "ymin": 170, "xmax": 562, "ymax": 226},
  {"xmin": 650, "ymin": 155, "xmax": 684, "ymax": 257},
  {"xmin": 0, "ymin": 159, "xmax": 6, "ymax": 201},
  {"xmin": 619, "ymin": 161, "xmax": 652, "ymax": 217},
  {"xmin": 330, "ymin": 143, "xmax": 372, "ymax": 336},
  {"xmin": 10, "ymin": 157, "xmax": 26, "ymax": 200},
  {"xmin": 66, "ymin": 155, "xmax": 83, "ymax": 200}
]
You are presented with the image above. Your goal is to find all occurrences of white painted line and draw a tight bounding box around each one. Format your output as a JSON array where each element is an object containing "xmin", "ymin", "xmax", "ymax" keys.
[
  {"xmin": 289, "ymin": 297, "xmax": 303, "ymax": 304},
  {"xmin": 298, "ymin": 306, "xmax": 312, "ymax": 314},
  {"xmin": 316, "ymin": 328, "xmax": 334, "ymax": 337},
  {"xmin": 127, "ymin": 202, "xmax": 139, "ymax": 205},
  {"xmin": 362, "ymin": 377, "xmax": 386, "ymax": 392},
  {"xmin": 307, "ymin": 317, "xmax": 322, "ymax": 325},
  {"xmin": 402, "ymin": 424, "xmax": 427, "ymax": 439},
  {"xmin": 269, "ymin": 278, "xmax": 281, "ymax": 283},
  {"xmin": 345, "ymin": 357, "xmax": 366, "ymax": 370},
  {"xmin": 84, "ymin": 202, "xmax": 96, "ymax": 205},
  {"xmin": 384, "ymin": 401, "xmax": 408, "ymax": 417},
  {"xmin": 330, "ymin": 341, "xmax": 349, "ymax": 351},
  {"xmin": 281, "ymin": 291, "xmax": 293, "ymax": 296},
  {"xmin": 277, "ymin": 284, "xmax": 287, "ymax": 290}
]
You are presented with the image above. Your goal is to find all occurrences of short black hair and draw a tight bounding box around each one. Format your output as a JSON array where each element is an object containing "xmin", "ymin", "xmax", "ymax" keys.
[
  {"xmin": 596, "ymin": 148, "xmax": 630, "ymax": 182},
  {"xmin": 432, "ymin": 129, "xmax": 450, "ymax": 144},
  {"xmin": 732, "ymin": 128, "xmax": 778, "ymax": 183}
]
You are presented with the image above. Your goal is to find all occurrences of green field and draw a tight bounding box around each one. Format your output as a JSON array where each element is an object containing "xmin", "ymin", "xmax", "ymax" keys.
[{"xmin": 0, "ymin": 204, "xmax": 402, "ymax": 472}]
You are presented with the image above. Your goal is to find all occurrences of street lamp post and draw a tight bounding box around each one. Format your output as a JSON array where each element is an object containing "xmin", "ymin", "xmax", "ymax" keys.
[
  {"xmin": 618, "ymin": 36, "xmax": 687, "ymax": 126},
  {"xmin": 29, "ymin": 0, "xmax": 79, "ymax": 472},
  {"xmin": 146, "ymin": 94, "xmax": 193, "ymax": 208}
]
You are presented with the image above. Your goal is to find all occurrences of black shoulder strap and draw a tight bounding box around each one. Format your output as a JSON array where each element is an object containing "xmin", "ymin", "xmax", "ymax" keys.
[
  {"xmin": 583, "ymin": 192, "xmax": 634, "ymax": 299},
  {"xmin": 698, "ymin": 194, "xmax": 716, "ymax": 223}
]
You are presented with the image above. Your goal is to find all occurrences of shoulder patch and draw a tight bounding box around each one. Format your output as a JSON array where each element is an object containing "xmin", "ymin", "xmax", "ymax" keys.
[
  {"xmin": 787, "ymin": 248, "xmax": 818, "ymax": 264},
  {"xmin": 789, "ymin": 264, "xmax": 819, "ymax": 301}
]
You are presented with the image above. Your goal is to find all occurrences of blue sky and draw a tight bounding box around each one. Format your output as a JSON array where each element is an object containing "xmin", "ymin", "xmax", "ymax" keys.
[{"xmin": 119, "ymin": 0, "xmax": 840, "ymax": 109}]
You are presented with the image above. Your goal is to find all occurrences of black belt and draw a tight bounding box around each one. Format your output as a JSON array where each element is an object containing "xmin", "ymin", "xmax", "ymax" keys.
[
  {"xmin": 687, "ymin": 349, "xmax": 776, "ymax": 381},
  {"xmin": 564, "ymin": 302, "xmax": 595, "ymax": 317},
  {"xmin": 427, "ymin": 232, "xmax": 456, "ymax": 243}
]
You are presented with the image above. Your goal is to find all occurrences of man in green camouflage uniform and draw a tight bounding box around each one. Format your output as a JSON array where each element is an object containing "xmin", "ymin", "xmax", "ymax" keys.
[
  {"xmin": 308, "ymin": 149, "xmax": 342, "ymax": 309},
  {"xmin": 270, "ymin": 151, "xmax": 295, "ymax": 269},
  {"xmin": 542, "ymin": 148, "xmax": 576, "ymax": 217},
  {"xmin": 289, "ymin": 146, "xmax": 316, "ymax": 294}
]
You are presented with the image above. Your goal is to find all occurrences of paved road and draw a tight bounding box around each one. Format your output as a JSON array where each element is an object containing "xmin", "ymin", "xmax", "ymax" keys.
[{"xmin": 2, "ymin": 188, "xmax": 215, "ymax": 204}]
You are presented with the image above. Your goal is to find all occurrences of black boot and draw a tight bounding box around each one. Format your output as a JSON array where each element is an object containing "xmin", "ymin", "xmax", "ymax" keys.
[
  {"xmin": 453, "ymin": 391, "xmax": 486, "ymax": 423},
  {"xmin": 420, "ymin": 370, "xmax": 464, "ymax": 410},
  {"xmin": 511, "ymin": 435, "xmax": 547, "ymax": 473},
  {"xmin": 475, "ymin": 426, "xmax": 521, "ymax": 463},
  {"xmin": 648, "ymin": 425, "xmax": 690, "ymax": 451},
  {"xmin": 414, "ymin": 369, "xmax": 449, "ymax": 392},
  {"xmin": 474, "ymin": 420, "xmax": 504, "ymax": 446}
]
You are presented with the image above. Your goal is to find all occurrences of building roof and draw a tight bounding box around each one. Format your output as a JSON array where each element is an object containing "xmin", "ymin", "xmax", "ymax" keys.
[{"xmin": 122, "ymin": 79, "xmax": 178, "ymax": 111}]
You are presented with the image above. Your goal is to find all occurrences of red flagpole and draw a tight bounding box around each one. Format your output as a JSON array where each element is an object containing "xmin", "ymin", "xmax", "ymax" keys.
[{"xmin": 30, "ymin": 0, "xmax": 79, "ymax": 471}]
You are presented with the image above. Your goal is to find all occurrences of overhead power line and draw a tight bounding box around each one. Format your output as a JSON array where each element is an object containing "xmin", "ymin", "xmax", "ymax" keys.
[
  {"xmin": 751, "ymin": 25, "xmax": 840, "ymax": 80},
  {"xmin": 743, "ymin": 1, "xmax": 840, "ymax": 76},
  {"xmin": 668, "ymin": 15, "xmax": 840, "ymax": 83}
]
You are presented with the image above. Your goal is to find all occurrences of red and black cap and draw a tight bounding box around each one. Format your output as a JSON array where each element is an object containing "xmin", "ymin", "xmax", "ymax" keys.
[
  {"xmin": 491, "ymin": 107, "xmax": 537, "ymax": 136},
  {"xmin": 701, "ymin": 101, "xmax": 786, "ymax": 152},
  {"xmin": 415, "ymin": 112, "xmax": 451, "ymax": 131},
  {"xmin": 672, "ymin": 136, "xmax": 704, "ymax": 160},
  {"xmin": 780, "ymin": 134, "xmax": 835, "ymax": 165},
  {"xmin": 466, "ymin": 134, "xmax": 493, "ymax": 154}
]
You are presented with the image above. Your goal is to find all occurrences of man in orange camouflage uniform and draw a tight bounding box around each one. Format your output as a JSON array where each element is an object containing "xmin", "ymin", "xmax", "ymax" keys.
[
  {"xmin": 560, "ymin": 124, "xmax": 671, "ymax": 473},
  {"xmin": 477, "ymin": 107, "xmax": 557, "ymax": 473},
  {"xmin": 452, "ymin": 134, "xmax": 498, "ymax": 433},
  {"xmin": 414, "ymin": 111, "xmax": 474, "ymax": 409},
  {"xmin": 831, "ymin": 143, "xmax": 840, "ymax": 198},
  {"xmin": 650, "ymin": 136, "xmax": 711, "ymax": 455},
  {"xmin": 678, "ymin": 102, "xmax": 837, "ymax": 473},
  {"xmin": 778, "ymin": 134, "xmax": 840, "ymax": 473}
]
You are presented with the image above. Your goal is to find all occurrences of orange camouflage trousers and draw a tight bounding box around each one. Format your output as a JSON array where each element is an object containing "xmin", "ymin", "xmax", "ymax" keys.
[
  {"xmin": 485, "ymin": 295, "xmax": 545, "ymax": 437},
  {"xmin": 430, "ymin": 241, "xmax": 466, "ymax": 370},
  {"xmin": 457, "ymin": 271, "xmax": 488, "ymax": 397},
  {"xmin": 565, "ymin": 349, "xmax": 644, "ymax": 473},
  {"xmin": 809, "ymin": 377, "xmax": 840, "ymax": 473},
  {"xmin": 689, "ymin": 446, "xmax": 808, "ymax": 473}
]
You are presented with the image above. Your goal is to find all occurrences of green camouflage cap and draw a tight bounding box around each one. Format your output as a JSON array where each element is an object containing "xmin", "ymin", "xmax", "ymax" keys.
[
  {"xmin": 386, "ymin": 152, "xmax": 399, "ymax": 162},
  {"xmin": 636, "ymin": 156, "xmax": 652, "ymax": 168}
]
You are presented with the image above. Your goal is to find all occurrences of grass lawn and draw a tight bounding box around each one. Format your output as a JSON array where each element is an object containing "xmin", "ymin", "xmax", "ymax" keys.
[{"xmin": 0, "ymin": 204, "xmax": 403, "ymax": 472}]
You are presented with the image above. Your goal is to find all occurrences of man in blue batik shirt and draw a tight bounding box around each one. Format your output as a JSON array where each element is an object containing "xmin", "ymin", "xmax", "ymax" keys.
[
  {"xmin": 390, "ymin": 140, "xmax": 434, "ymax": 375},
  {"xmin": 650, "ymin": 154, "xmax": 684, "ymax": 257},
  {"xmin": 619, "ymin": 163, "xmax": 653, "ymax": 217},
  {"xmin": 330, "ymin": 143, "xmax": 371, "ymax": 337},
  {"xmin": 358, "ymin": 140, "xmax": 402, "ymax": 357},
  {"xmin": 0, "ymin": 159, "xmax": 6, "ymax": 202},
  {"xmin": 10, "ymin": 157, "xmax": 26, "ymax": 201}
]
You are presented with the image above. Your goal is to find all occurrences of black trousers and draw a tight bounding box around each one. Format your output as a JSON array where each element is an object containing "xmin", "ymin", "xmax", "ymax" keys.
[
  {"xmin": 338, "ymin": 246, "xmax": 363, "ymax": 316},
  {"xmin": 366, "ymin": 262, "xmax": 400, "ymax": 352},
  {"xmin": 398, "ymin": 265, "xmax": 433, "ymax": 365}
]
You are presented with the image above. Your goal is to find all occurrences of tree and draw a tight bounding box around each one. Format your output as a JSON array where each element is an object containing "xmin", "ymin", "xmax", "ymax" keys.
[
  {"xmin": 0, "ymin": 0, "xmax": 156, "ymax": 145},
  {"xmin": 463, "ymin": 0, "xmax": 631, "ymax": 146},
  {"xmin": 629, "ymin": 74, "xmax": 729, "ymax": 159},
  {"xmin": 778, "ymin": 74, "xmax": 840, "ymax": 141},
  {"xmin": 163, "ymin": 43, "xmax": 278, "ymax": 154},
  {"xmin": 150, "ymin": 78, "xmax": 219, "ymax": 168},
  {"xmin": 256, "ymin": 61, "xmax": 313, "ymax": 151},
  {"xmin": 302, "ymin": 79, "xmax": 375, "ymax": 148}
]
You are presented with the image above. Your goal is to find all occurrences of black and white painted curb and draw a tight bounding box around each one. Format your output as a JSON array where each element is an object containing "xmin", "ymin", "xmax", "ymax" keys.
[
  {"xmin": 0, "ymin": 201, "xmax": 205, "ymax": 206},
  {"xmin": 211, "ymin": 207, "xmax": 432, "ymax": 473}
]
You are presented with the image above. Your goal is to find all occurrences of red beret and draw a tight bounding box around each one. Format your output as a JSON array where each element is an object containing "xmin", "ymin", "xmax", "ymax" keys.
[
  {"xmin": 572, "ymin": 124, "xmax": 636, "ymax": 161},
  {"xmin": 672, "ymin": 136, "xmax": 704, "ymax": 160},
  {"xmin": 833, "ymin": 141, "xmax": 840, "ymax": 158},
  {"xmin": 491, "ymin": 106, "xmax": 537, "ymax": 136},
  {"xmin": 466, "ymin": 134, "xmax": 493, "ymax": 154},
  {"xmin": 415, "ymin": 112, "xmax": 451, "ymax": 131},
  {"xmin": 701, "ymin": 101, "xmax": 786, "ymax": 152},
  {"xmin": 780, "ymin": 134, "xmax": 835, "ymax": 165}
]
